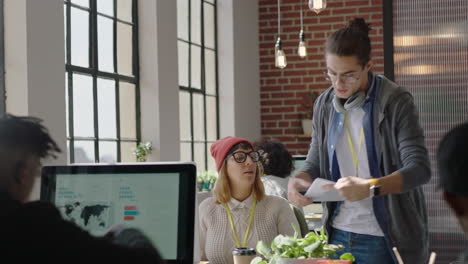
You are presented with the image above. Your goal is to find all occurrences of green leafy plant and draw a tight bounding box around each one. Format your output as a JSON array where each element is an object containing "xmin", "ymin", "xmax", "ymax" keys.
[
  {"xmin": 300, "ymin": 91, "xmax": 320, "ymax": 120},
  {"xmin": 197, "ymin": 170, "xmax": 218, "ymax": 191},
  {"xmin": 133, "ymin": 142, "xmax": 153, "ymax": 162},
  {"xmin": 251, "ymin": 225, "xmax": 355, "ymax": 264}
]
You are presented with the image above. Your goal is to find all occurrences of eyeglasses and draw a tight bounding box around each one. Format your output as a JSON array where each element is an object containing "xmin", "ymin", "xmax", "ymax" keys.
[
  {"xmin": 323, "ymin": 71, "xmax": 361, "ymax": 85},
  {"xmin": 230, "ymin": 151, "xmax": 260, "ymax": 163}
]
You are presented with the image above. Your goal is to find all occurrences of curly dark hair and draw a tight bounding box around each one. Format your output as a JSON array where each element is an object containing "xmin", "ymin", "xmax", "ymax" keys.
[{"xmin": 253, "ymin": 139, "xmax": 294, "ymax": 178}]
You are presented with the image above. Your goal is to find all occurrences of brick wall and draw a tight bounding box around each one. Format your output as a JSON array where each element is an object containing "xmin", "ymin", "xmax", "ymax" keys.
[{"xmin": 258, "ymin": 0, "xmax": 384, "ymax": 155}]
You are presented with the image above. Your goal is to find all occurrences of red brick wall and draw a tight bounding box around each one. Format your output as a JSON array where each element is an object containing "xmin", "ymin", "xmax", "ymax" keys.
[{"xmin": 258, "ymin": 0, "xmax": 384, "ymax": 155}]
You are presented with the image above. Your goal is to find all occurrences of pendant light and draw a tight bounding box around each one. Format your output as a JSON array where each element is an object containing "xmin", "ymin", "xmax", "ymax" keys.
[
  {"xmin": 297, "ymin": 2, "xmax": 307, "ymax": 58},
  {"xmin": 308, "ymin": 0, "xmax": 327, "ymax": 14},
  {"xmin": 275, "ymin": 0, "xmax": 287, "ymax": 69}
]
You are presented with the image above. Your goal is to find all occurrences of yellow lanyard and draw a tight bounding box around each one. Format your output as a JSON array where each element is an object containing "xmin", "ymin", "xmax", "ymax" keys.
[
  {"xmin": 224, "ymin": 199, "xmax": 257, "ymax": 248},
  {"xmin": 344, "ymin": 113, "xmax": 364, "ymax": 177}
]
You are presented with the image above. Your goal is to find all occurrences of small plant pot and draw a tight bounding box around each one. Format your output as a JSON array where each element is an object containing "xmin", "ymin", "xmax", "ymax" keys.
[
  {"xmin": 202, "ymin": 182, "xmax": 211, "ymax": 191},
  {"xmin": 278, "ymin": 258, "xmax": 327, "ymax": 264}
]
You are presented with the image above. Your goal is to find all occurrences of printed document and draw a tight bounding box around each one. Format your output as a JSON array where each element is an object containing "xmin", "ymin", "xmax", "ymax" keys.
[{"xmin": 304, "ymin": 178, "xmax": 344, "ymax": 202}]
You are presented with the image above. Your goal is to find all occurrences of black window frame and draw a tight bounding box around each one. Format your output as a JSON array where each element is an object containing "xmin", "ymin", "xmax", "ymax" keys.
[
  {"xmin": 64, "ymin": 0, "xmax": 140, "ymax": 163},
  {"xmin": 178, "ymin": 0, "xmax": 219, "ymax": 172}
]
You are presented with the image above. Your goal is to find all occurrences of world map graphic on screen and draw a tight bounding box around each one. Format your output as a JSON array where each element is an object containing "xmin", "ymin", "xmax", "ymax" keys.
[{"xmin": 59, "ymin": 201, "xmax": 112, "ymax": 233}]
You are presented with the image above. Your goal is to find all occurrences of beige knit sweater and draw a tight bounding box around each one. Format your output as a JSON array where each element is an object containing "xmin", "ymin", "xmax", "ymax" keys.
[{"xmin": 199, "ymin": 195, "xmax": 299, "ymax": 264}]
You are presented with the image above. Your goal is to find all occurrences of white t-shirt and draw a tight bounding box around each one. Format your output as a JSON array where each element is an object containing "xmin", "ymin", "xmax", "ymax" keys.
[
  {"xmin": 332, "ymin": 107, "xmax": 384, "ymax": 237},
  {"xmin": 261, "ymin": 175, "xmax": 289, "ymax": 200}
]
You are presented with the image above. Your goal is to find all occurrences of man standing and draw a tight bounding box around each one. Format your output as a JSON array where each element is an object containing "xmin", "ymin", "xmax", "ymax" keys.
[
  {"xmin": 437, "ymin": 122, "xmax": 468, "ymax": 262},
  {"xmin": 288, "ymin": 18, "xmax": 431, "ymax": 263},
  {"xmin": 0, "ymin": 115, "xmax": 164, "ymax": 263}
]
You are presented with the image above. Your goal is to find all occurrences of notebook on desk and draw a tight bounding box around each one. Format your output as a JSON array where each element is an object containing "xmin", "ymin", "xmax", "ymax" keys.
[{"xmin": 40, "ymin": 162, "xmax": 196, "ymax": 264}]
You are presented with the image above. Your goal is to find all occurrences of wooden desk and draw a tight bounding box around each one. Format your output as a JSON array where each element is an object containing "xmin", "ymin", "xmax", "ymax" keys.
[{"xmin": 305, "ymin": 214, "xmax": 322, "ymax": 221}]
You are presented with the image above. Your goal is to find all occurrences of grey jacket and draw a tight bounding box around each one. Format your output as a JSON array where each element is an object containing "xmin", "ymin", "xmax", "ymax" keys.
[{"xmin": 302, "ymin": 73, "xmax": 431, "ymax": 264}]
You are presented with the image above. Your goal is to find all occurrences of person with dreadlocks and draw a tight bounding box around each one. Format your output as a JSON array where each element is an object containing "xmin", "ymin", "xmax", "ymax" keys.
[{"xmin": 0, "ymin": 114, "xmax": 164, "ymax": 263}]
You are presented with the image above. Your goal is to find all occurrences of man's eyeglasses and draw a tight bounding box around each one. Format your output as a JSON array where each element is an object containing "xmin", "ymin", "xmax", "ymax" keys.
[
  {"xmin": 230, "ymin": 151, "xmax": 260, "ymax": 163},
  {"xmin": 323, "ymin": 71, "xmax": 361, "ymax": 85}
]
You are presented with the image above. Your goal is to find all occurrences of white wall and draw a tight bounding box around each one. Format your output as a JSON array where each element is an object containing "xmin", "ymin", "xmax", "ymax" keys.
[
  {"xmin": 4, "ymin": 0, "xmax": 67, "ymax": 200},
  {"xmin": 139, "ymin": 0, "xmax": 180, "ymax": 162},
  {"xmin": 218, "ymin": 0, "xmax": 261, "ymax": 141}
]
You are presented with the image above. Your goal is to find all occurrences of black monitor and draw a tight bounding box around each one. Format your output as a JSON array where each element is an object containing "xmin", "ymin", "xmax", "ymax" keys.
[
  {"xmin": 40, "ymin": 162, "xmax": 196, "ymax": 264},
  {"xmin": 290, "ymin": 155, "xmax": 307, "ymax": 177}
]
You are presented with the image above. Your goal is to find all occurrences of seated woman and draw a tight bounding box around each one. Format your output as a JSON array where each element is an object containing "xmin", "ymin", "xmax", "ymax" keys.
[
  {"xmin": 199, "ymin": 136, "xmax": 298, "ymax": 264},
  {"xmin": 254, "ymin": 139, "xmax": 294, "ymax": 200}
]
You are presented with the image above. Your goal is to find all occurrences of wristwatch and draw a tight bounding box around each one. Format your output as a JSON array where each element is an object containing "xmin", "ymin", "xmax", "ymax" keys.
[{"xmin": 368, "ymin": 178, "xmax": 381, "ymax": 198}]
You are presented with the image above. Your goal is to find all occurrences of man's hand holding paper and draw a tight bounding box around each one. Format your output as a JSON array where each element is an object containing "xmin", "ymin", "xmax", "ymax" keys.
[
  {"xmin": 304, "ymin": 178, "xmax": 344, "ymax": 202},
  {"xmin": 306, "ymin": 176, "xmax": 373, "ymax": 202},
  {"xmin": 287, "ymin": 172, "xmax": 314, "ymax": 207}
]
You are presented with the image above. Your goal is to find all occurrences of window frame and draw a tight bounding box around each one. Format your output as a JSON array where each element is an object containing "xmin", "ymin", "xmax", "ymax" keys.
[
  {"xmin": 64, "ymin": 0, "xmax": 140, "ymax": 163},
  {"xmin": 178, "ymin": 0, "xmax": 219, "ymax": 171}
]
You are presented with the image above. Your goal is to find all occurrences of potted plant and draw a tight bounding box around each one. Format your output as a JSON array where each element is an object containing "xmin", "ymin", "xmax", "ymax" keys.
[
  {"xmin": 300, "ymin": 91, "xmax": 320, "ymax": 136},
  {"xmin": 197, "ymin": 170, "xmax": 218, "ymax": 192},
  {"xmin": 251, "ymin": 226, "xmax": 354, "ymax": 264},
  {"xmin": 133, "ymin": 142, "xmax": 153, "ymax": 162}
]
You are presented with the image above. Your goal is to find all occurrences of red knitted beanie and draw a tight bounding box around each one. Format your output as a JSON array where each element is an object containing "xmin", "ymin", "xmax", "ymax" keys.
[{"xmin": 210, "ymin": 136, "xmax": 253, "ymax": 172}]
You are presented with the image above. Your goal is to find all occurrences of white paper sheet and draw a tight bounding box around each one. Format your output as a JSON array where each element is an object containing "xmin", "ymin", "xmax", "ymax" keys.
[{"xmin": 304, "ymin": 178, "xmax": 344, "ymax": 202}]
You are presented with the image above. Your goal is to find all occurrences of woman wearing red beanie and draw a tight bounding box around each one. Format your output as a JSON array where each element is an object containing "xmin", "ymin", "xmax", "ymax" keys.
[{"xmin": 199, "ymin": 136, "xmax": 299, "ymax": 264}]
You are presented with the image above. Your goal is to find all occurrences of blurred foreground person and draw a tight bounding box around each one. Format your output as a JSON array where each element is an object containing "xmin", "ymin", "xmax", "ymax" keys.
[
  {"xmin": 437, "ymin": 122, "xmax": 468, "ymax": 262},
  {"xmin": 0, "ymin": 115, "xmax": 164, "ymax": 263}
]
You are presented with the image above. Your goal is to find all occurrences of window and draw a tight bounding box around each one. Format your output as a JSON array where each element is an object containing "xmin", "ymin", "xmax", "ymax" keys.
[
  {"xmin": 64, "ymin": 0, "xmax": 139, "ymax": 163},
  {"xmin": 177, "ymin": 0, "xmax": 218, "ymax": 172}
]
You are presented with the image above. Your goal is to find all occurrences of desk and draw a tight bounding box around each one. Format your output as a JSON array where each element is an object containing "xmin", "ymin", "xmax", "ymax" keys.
[
  {"xmin": 305, "ymin": 214, "xmax": 322, "ymax": 221},
  {"xmin": 305, "ymin": 213, "xmax": 322, "ymax": 231},
  {"xmin": 303, "ymin": 203, "xmax": 323, "ymax": 232}
]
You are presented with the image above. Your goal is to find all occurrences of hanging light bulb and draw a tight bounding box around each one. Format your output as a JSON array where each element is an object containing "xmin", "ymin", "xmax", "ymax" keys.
[
  {"xmin": 275, "ymin": 0, "xmax": 287, "ymax": 69},
  {"xmin": 275, "ymin": 37, "xmax": 287, "ymax": 69},
  {"xmin": 297, "ymin": 3, "xmax": 306, "ymax": 58},
  {"xmin": 308, "ymin": 0, "xmax": 327, "ymax": 14},
  {"xmin": 298, "ymin": 30, "xmax": 307, "ymax": 58}
]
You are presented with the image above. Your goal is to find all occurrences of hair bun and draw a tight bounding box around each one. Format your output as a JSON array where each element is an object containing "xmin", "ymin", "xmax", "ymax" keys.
[{"xmin": 348, "ymin": 18, "xmax": 371, "ymax": 35}]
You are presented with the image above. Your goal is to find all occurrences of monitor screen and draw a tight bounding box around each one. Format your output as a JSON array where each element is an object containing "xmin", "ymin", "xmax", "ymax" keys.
[
  {"xmin": 290, "ymin": 155, "xmax": 307, "ymax": 177},
  {"xmin": 40, "ymin": 162, "xmax": 196, "ymax": 264}
]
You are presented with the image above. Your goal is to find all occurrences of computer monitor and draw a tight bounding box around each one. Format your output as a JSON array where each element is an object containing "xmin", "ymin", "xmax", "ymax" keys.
[
  {"xmin": 40, "ymin": 162, "xmax": 196, "ymax": 264},
  {"xmin": 290, "ymin": 155, "xmax": 307, "ymax": 177}
]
